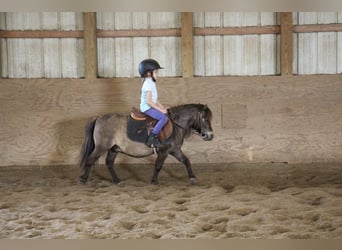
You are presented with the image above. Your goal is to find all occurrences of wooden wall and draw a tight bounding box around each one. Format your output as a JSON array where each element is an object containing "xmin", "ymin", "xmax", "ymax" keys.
[{"xmin": 0, "ymin": 76, "xmax": 341, "ymax": 166}]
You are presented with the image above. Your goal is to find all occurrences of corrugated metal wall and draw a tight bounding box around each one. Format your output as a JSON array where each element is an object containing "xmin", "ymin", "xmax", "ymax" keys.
[
  {"xmin": 293, "ymin": 12, "xmax": 342, "ymax": 74},
  {"xmin": 193, "ymin": 12, "xmax": 281, "ymax": 76},
  {"xmin": 1, "ymin": 12, "xmax": 341, "ymax": 78},
  {"xmin": 0, "ymin": 12, "xmax": 84, "ymax": 78},
  {"xmin": 96, "ymin": 12, "xmax": 181, "ymax": 77}
]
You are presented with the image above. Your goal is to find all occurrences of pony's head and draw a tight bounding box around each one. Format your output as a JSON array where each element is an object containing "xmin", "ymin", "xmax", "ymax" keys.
[
  {"xmin": 194, "ymin": 104, "xmax": 214, "ymax": 141},
  {"xmin": 169, "ymin": 104, "xmax": 214, "ymax": 141}
]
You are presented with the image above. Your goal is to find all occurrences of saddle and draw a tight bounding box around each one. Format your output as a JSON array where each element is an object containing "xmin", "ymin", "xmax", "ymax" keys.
[{"xmin": 127, "ymin": 107, "xmax": 173, "ymax": 143}]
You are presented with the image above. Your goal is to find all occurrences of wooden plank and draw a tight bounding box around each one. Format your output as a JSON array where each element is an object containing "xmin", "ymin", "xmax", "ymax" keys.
[
  {"xmin": 280, "ymin": 12, "xmax": 293, "ymax": 76},
  {"xmin": 181, "ymin": 12, "xmax": 193, "ymax": 78},
  {"xmin": 293, "ymin": 23, "xmax": 342, "ymax": 33},
  {"xmin": 97, "ymin": 28, "xmax": 181, "ymax": 37},
  {"xmin": 194, "ymin": 25, "xmax": 280, "ymax": 36},
  {"xmin": 83, "ymin": 12, "xmax": 97, "ymax": 79},
  {"xmin": 0, "ymin": 30, "xmax": 84, "ymax": 38}
]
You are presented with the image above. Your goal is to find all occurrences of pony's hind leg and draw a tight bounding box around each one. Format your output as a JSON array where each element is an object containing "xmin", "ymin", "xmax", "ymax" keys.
[
  {"xmin": 105, "ymin": 145, "xmax": 124, "ymax": 186},
  {"xmin": 79, "ymin": 147, "xmax": 105, "ymax": 184},
  {"xmin": 151, "ymin": 150, "xmax": 169, "ymax": 185}
]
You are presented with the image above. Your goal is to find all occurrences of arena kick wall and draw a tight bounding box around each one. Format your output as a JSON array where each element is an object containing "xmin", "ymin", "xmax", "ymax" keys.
[{"xmin": 0, "ymin": 75, "xmax": 341, "ymax": 166}]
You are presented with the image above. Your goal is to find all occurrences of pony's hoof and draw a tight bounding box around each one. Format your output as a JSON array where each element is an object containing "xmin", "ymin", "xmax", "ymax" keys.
[
  {"xmin": 116, "ymin": 181, "xmax": 125, "ymax": 187},
  {"xmin": 79, "ymin": 177, "xmax": 87, "ymax": 185},
  {"xmin": 189, "ymin": 177, "xmax": 198, "ymax": 185},
  {"xmin": 151, "ymin": 180, "xmax": 159, "ymax": 185}
]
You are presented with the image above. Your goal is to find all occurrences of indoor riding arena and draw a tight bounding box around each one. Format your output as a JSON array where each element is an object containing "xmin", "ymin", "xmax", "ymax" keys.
[{"xmin": 0, "ymin": 12, "xmax": 341, "ymax": 239}]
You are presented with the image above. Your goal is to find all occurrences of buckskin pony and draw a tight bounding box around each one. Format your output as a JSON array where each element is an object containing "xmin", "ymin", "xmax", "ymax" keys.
[{"xmin": 79, "ymin": 104, "xmax": 214, "ymax": 185}]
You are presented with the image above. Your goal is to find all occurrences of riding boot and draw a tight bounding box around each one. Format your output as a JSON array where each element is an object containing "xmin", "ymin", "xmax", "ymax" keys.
[{"xmin": 146, "ymin": 133, "xmax": 162, "ymax": 148}]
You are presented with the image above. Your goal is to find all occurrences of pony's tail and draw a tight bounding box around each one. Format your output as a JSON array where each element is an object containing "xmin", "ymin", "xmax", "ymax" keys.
[{"xmin": 79, "ymin": 117, "xmax": 97, "ymax": 170}]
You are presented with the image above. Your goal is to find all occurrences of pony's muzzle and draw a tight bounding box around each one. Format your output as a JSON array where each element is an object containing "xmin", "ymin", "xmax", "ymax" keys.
[{"xmin": 202, "ymin": 131, "xmax": 214, "ymax": 141}]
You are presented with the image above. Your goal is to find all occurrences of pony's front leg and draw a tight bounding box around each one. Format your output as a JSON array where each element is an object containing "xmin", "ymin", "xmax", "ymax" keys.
[
  {"xmin": 106, "ymin": 145, "xmax": 124, "ymax": 186},
  {"xmin": 171, "ymin": 149, "xmax": 197, "ymax": 184},
  {"xmin": 151, "ymin": 151, "xmax": 169, "ymax": 185}
]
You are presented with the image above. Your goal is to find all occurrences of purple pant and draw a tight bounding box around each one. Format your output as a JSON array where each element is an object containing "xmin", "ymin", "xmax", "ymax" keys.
[{"xmin": 144, "ymin": 108, "xmax": 168, "ymax": 134}]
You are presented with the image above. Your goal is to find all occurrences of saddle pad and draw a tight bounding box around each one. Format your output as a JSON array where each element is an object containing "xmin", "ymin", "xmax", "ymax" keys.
[{"xmin": 127, "ymin": 115, "xmax": 148, "ymax": 143}]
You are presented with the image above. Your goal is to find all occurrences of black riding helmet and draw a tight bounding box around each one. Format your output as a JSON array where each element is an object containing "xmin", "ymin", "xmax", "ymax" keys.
[{"xmin": 138, "ymin": 59, "xmax": 164, "ymax": 77}]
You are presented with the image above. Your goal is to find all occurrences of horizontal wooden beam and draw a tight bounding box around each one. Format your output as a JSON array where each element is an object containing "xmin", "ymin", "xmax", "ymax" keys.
[
  {"xmin": 0, "ymin": 30, "xmax": 83, "ymax": 38},
  {"xmin": 97, "ymin": 28, "xmax": 181, "ymax": 37},
  {"xmin": 194, "ymin": 25, "xmax": 280, "ymax": 36},
  {"xmin": 2, "ymin": 23, "xmax": 342, "ymax": 39},
  {"xmin": 293, "ymin": 23, "xmax": 342, "ymax": 33}
]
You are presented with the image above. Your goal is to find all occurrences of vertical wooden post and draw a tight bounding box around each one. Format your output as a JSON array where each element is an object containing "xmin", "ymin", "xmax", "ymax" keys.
[
  {"xmin": 83, "ymin": 12, "xmax": 97, "ymax": 79},
  {"xmin": 280, "ymin": 12, "xmax": 293, "ymax": 76},
  {"xmin": 0, "ymin": 39, "xmax": 2, "ymax": 78},
  {"xmin": 181, "ymin": 12, "xmax": 194, "ymax": 78}
]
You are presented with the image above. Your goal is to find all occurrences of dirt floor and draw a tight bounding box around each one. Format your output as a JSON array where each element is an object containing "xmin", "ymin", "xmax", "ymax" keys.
[{"xmin": 0, "ymin": 162, "xmax": 341, "ymax": 239}]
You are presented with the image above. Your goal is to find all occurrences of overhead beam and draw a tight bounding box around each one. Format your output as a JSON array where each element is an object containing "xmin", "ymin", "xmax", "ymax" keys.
[
  {"xmin": 83, "ymin": 12, "xmax": 97, "ymax": 79},
  {"xmin": 280, "ymin": 12, "xmax": 293, "ymax": 76}
]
